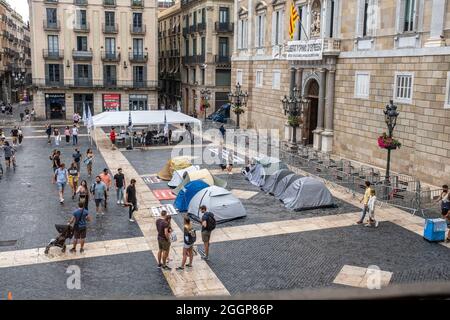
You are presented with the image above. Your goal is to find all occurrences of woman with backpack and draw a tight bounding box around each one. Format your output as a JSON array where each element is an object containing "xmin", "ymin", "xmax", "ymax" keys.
[{"xmin": 177, "ymin": 216, "xmax": 195, "ymax": 270}]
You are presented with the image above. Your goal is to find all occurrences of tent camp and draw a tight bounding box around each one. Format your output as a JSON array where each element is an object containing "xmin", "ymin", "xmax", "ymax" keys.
[
  {"xmin": 168, "ymin": 165, "xmax": 200, "ymax": 188},
  {"xmin": 273, "ymin": 174, "xmax": 303, "ymax": 199},
  {"xmin": 174, "ymin": 180, "xmax": 209, "ymax": 212},
  {"xmin": 281, "ymin": 177, "xmax": 334, "ymax": 211},
  {"xmin": 158, "ymin": 157, "xmax": 192, "ymax": 181},
  {"xmin": 248, "ymin": 156, "xmax": 288, "ymax": 187},
  {"xmin": 262, "ymin": 169, "xmax": 294, "ymax": 194},
  {"xmin": 247, "ymin": 164, "xmax": 265, "ymax": 187},
  {"xmin": 188, "ymin": 186, "xmax": 247, "ymax": 223},
  {"xmin": 172, "ymin": 168, "xmax": 227, "ymax": 195}
]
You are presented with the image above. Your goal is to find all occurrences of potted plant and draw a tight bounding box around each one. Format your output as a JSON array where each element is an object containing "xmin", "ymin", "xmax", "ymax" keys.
[{"xmin": 377, "ymin": 132, "xmax": 401, "ymax": 150}]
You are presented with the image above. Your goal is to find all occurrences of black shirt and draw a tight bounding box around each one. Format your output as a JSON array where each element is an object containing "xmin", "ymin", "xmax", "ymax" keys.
[
  {"xmin": 126, "ymin": 185, "xmax": 136, "ymax": 203},
  {"xmin": 11, "ymin": 129, "xmax": 18, "ymax": 137},
  {"xmin": 73, "ymin": 152, "xmax": 81, "ymax": 163},
  {"xmin": 114, "ymin": 173, "xmax": 125, "ymax": 188}
]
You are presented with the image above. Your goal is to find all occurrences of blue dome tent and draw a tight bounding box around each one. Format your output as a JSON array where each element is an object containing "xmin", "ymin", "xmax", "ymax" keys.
[{"xmin": 174, "ymin": 180, "xmax": 209, "ymax": 212}]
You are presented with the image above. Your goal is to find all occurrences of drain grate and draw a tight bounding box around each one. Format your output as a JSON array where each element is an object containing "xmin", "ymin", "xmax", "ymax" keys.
[{"xmin": 0, "ymin": 240, "xmax": 17, "ymax": 247}]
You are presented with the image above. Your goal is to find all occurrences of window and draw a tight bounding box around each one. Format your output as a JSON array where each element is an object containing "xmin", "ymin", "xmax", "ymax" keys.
[
  {"xmin": 354, "ymin": 71, "xmax": 370, "ymax": 99},
  {"xmin": 47, "ymin": 64, "xmax": 61, "ymax": 82},
  {"xmin": 394, "ymin": 72, "xmax": 414, "ymax": 104},
  {"xmin": 192, "ymin": 37, "xmax": 197, "ymax": 55},
  {"xmin": 256, "ymin": 15, "xmax": 265, "ymax": 48},
  {"xmin": 201, "ymin": 8, "xmax": 206, "ymax": 23},
  {"xmin": 219, "ymin": 7, "xmax": 229, "ymax": 23},
  {"xmin": 133, "ymin": 38, "xmax": 143, "ymax": 54},
  {"xmin": 219, "ymin": 37, "xmax": 229, "ymax": 57},
  {"xmin": 272, "ymin": 10, "xmax": 284, "ymax": 45},
  {"xmin": 77, "ymin": 64, "xmax": 89, "ymax": 79},
  {"xmin": 133, "ymin": 66, "xmax": 145, "ymax": 82},
  {"xmin": 328, "ymin": 0, "xmax": 336, "ymax": 37},
  {"xmin": 201, "ymin": 68, "xmax": 205, "ymax": 85},
  {"xmin": 363, "ymin": 0, "xmax": 369, "ymax": 36},
  {"xmin": 445, "ymin": 72, "xmax": 450, "ymax": 109},
  {"xmin": 256, "ymin": 70, "xmax": 263, "ymax": 87},
  {"xmin": 76, "ymin": 36, "xmax": 88, "ymax": 51},
  {"xmin": 238, "ymin": 19, "xmax": 248, "ymax": 49},
  {"xmin": 48, "ymin": 35, "xmax": 58, "ymax": 53},
  {"xmin": 76, "ymin": 10, "xmax": 87, "ymax": 26},
  {"xmin": 104, "ymin": 65, "xmax": 116, "ymax": 85},
  {"xmin": 105, "ymin": 11, "xmax": 115, "ymax": 26},
  {"xmin": 272, "ymin": 70, "xmax": 281, "ymax": 89},
  {"xmin": 216, "ymin": 70, "xmax": 231, "ymax": 86},
  {"xmin": 46, "ymin": 8, "xmax": 57, "ymax": 25},
  {"xmin": 236, "ymin": 69, "xmax": 243, "ymax": 85},
  {"xmin": 201, "ymin": 37, "xmax": 205, "ymax": 56},
  {"xmin": 105, "ymin": 37, "xmax": 115, "ymax": 53},
  {"xmin": 185, "ymin": 39, "xmax": 189, "ymax": 56},
  {"xmin": 193, "ymin": 11, "xmax": 197, "ymax": 25},
  {"xmin": 403, "ymin": 0, "xmax": 415, "ymax": 32},
  {"xmin": 133, "ymin": 12, "xmax": 142, "ymax": 28},
  {"xmin": 357, "ymin": 0, "xmax": 377, "ymax": 37}
]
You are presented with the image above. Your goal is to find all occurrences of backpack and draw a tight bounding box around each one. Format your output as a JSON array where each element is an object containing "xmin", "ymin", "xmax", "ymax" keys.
[
  {"xmin": 186, "ymin": 229, "xmax": 196, "ymax": 245},
  {"xmin": 204, "ymin": 213, "xmax": 216, "ymax": 231}
]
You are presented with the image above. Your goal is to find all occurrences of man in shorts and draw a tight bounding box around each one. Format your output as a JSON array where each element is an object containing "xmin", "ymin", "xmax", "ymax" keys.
[
  {"xmin": 91, "ymin": 176, "xmax": 107, "ymax": 215},
  {"xmin": 68, "ymin": 201, "xmax": 91, "ymax": 253},
  {"xmin": 156, "ymin": 210, "xmax": 171, "ymax": 270},
  {"xmin": 99, "ymin": 168, "xmax": 112, "ymax": 209},
  {"xmin": 72, "ymin": 148, "xmax": 82, "ymax": 171},
  {"xmin": 10, "ymin": 126, "xmax": 18, "ymax": 147},
  {"xmin": 200, "ymin": 205, "xmax": 216, "ymax": 261},
  {"xmin": 54, "ymin": 163, "xmax": 68, "ymax": 204}
]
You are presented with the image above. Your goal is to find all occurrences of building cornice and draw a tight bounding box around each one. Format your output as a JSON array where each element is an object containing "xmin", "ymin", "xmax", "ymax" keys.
[{"xmin": 339, "ymin": 46, "xmax": 450, "ymax": 59}]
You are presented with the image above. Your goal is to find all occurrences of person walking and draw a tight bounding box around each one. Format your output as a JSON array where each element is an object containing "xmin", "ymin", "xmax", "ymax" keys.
[
  {"xmin": 10, "ymin": 126, "xmax": 18, "ymax": 147},
  {"xmin": 19, "ymin": 112, "xmax": 24, "ymax": 122},
  {"xmin": 99, "ymin": 168, "xmax": 112, "ymax": 209},
  {"xmin": 53, "ymin": 163, "xmax": 69, "ymax": 204},
  {"xmin": 50, "ymin": 150, "xmax": 61, "ymax": 173},
  {"xmin": 73, "ymin": 112, "xmax": 81, "ymax": 125},
  {"xmin": 17, "ymin": 127, "xmax": 23, "ymax": 146},
  {"xmin": 435, "ymin": 185, "xmax": 450, "ymax": 242},
  {"xmin": 68, "ymin": 161, "xmax": 80, "ymax": 200},
  {"xmin": 68, "ymin": 201, "xmax": 91, "ymax": 253},
  {"xmin": 76, "ymin": 180, "xmax": 90, "ymax": 210},
  {"xmin": 30, "ymin": 108, "xmax": 36, "ymax": 121},
  {"xmin": 357, "ymin": 181, "xmax": 373, "ymax": 224},
  {"xmin": 366, "ymin": 189, "xmax": 379, "ymax": 228},
  {"xmin": 71, "ymin": 125, "xmax": 79, "ymax": 145},
  {"xmin": 72, "ymin": 148, "xmax": 82, "ymax": 172},
  {"xmin": 90, "ymin": 176, "xmax": 107, "ymax": 215},
  {"xmin": 53, "ymin": 128, "xmax": 61, "ymax": 146},
  {"xmin": 124, "ymin": 178, "xmax": 137, "ymax": 222},
  {"xmin": 219, "ymin": 124, "xmax": 226, "ymax": 139},
  {"xmin": 3, "ymin": 141, "xmax": 15, "ymax": 169},
  {"xmin": 200, "ymin": 205, "xmax": 216, "ymax": 261},
  {"xmin": 177, "ymin": 216, "xmax": 195, "ymax": 270},
  {"xmin": 64, "ymin": 126, "xmax": 71, "ymax": 145},
  {"xmin": 156, "ymin": 210, "xmax": 171, "ymax": 270},
  {"xmin": 85, "ymin": 148, "xmax": 94, "ymax": 177},
  {"xmin": 113, "ymin": 168, "xmax": 126, "ymax": 204},
  {"xmin": 110, "ymin": 127, "xmax": 116, "ymax": 150},
  {"xmin": 46, "ymin": 124, "xmax": 52, "ymax": 144}
]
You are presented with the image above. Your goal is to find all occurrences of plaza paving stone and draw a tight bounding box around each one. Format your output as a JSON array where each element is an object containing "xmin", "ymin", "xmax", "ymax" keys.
[
  {"xmin": 0, "ymin": 126, "xmax": 142, "ymax": 252},
  {"xmin": 203, "ymin": 222, "xmax": 450, "ymax": 294},
  {"xmin": 0, "ymin": 251, "xmax": 172, "ymax": 299}
]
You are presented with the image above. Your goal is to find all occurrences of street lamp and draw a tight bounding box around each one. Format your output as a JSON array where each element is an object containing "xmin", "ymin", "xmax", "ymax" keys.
[
  {"xmin": 281, "ymin": 87, "xmax": 309, "ymax": 149},
  {"xmin": 228, "ymin": 83, "xmax": 248, "ymax": 128},
  {"xmin": 383, "ymin": 99, "xmax": 399, "ymax": 185},
  {"xmin": 200, "ymin": 88, "xmax": 211, "ymax": 121}
]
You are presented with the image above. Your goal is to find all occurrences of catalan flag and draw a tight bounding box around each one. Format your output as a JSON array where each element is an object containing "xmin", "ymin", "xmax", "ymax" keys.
[{"xmin": 289, "ymin": 2, "xmax": 299, "ymax": 40}]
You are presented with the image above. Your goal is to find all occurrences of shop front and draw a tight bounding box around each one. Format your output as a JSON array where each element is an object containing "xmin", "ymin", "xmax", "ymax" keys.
[
  {"xmin": 103, "ymin": 93, "xmax": 121, "ymax": 112},
  {"xmin": 45, "ymin": 93, "xmax": 66, "ymax": 119},
  {"xmin": 129, "ymin": 94, "xmax": 148, "ymax": 110},
  {"xmin": 74, "ymin": 94, "xmax": 94, "ymax": 117}
]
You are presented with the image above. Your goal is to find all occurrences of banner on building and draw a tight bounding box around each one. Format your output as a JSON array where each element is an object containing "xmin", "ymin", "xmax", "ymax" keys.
[
  {"xmin": 102, "ymin": 94, "xmax": 121, "ymax": 111},
  {"xmin": 286, "ymin": 39, "xmax": 323, "ymax": 61}
]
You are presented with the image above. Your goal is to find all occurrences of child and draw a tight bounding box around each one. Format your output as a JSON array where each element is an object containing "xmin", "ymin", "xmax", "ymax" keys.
[{"xmin": 366, "ymin": 189, "xmax": 379, "ymax": 228}]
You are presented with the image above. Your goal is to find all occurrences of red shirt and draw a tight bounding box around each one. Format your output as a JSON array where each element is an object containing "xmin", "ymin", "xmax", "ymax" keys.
[{"xmin": 110, "ymin": 130, "xmax": 116, "ymax": 141}]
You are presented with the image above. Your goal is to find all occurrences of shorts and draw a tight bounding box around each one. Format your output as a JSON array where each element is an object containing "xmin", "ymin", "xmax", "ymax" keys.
[
  {"xmin": 57, "ymin": 182, "xmax": 66, "ymax": 191},
  {"xmin": 4, "ymin": 157, "xmax": 10, "ymax": 161},
  {"xmin": 183, "ymin": 243, "xmax": 194, "ymax": 249},
  {"xmin": 111, "ymin": 139, "xmax": 116, "ymax": 145},
  {"xmin": 202, "ymin": 230, "xmax": 211, "ymax": 243},
  {"xmin": 73, "ymin": 228, "xmax": 86, "ymax": 239},
  {"xmin": 68, "ymin": 176, "xmax": 78, "ymax": 185},
  {"xmin": 95, "ymin": 199, "xmax": 103, "ymax": 207},
  {"xmin": 158, "ymin": 238, "xmax": 171, "ymax": 251},
  {"xmin": 442, "ymin": 207, "xmax": 449, "ymax": 216}
]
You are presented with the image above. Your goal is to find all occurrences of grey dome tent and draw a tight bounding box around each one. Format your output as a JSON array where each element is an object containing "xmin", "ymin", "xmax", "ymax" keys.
[
  {"xmin": 274, "ymin": 174, "xmax": 303, "ymax": 199},
  {"xmin": 262, "ymin": 169, "xmax": 293, "ymax": 194},
  {"xmin": 188, "ymin": 186, "xmax": 247, "ymax": 223},
  {"xmin": 248, "ymin": 156, "xmax": 288, "ymax": 187},
  {"xmin": 281, "ymin": 176, "xmax": 334, "ymax": 211}
]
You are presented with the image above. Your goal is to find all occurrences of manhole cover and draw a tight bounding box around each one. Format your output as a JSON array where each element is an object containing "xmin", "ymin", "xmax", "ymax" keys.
[{"xmin": 0, "ymin": 240, "xmax": 17, "ymax": 247}]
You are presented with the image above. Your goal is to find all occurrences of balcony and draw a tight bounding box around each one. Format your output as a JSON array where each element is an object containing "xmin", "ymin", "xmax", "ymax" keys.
[
  {"xmin": 214, "ymin": 55, "xmax": 230, "ymax": 64},
  {"xmin": 101, "ymin": 51, "xmax": 120, "ymax": 62},
  {"xmin": 130, "ymin": 24, "xmax": 146, "ymax": 35},
  {"xmin": 33, "ymin": 78, "xmax": 158, "ymax": 89},
  {"xmin": 102, "ymin": 23, "xmax": 118, "ymax": 34},
  {"xmin": 131, "ymin": 0, "xmax": 144, "ymax": 8},
  {"xmin": 43, "ymin": 49, "xmax": 64, "ymax": 60},
  {"xmin": 74, "ymin": 0, "xmax": 88, "ymax": 5},
  {"xmin": 195, "ymin": 54, "xmax": 205, "ymax": 63},
  {"xmin": 215, "ymin": 22, "xmax": 234, "ymax": 33},
  {"xmin": 133, "ymin": 80, "xmax": 147, "ymax": 88},
  {"xmin": 129, "ymin": 52, "xmax": 148, "ymax": 63},
  {"xmin": 197, "ymin": 22, "xmax": 206, "ymax": 33},
  {"xmin": 73, "ymin": 22, "xmax": 90, "ymax": 33},
  {"xmin": 189, "ymin": 24, "xmax": 197, "ymax": 33},
  {"xmin": 43, "ymin": 20, "xmax": 60, "ymax": 31},
  {"xmin": 103, "ymin": 0, "xmax": 116, "ymax": 6},
  {"xmin": 72, "ymin": 49, "xmax": 93, "ymax": 61},
  {"xmin": 74, "ymin": 78, "xmax": 93, "ymax": 87},
  {"xmin": 182, "ymin": 27, "xmax": 188, "ymax": 37},
  {"xmin": 44, "ymin": 0, "xmax": 58, "ymax": 3},
  {"xmin": 104, "ymin": 78, "xmax": 117, "ymax": 87},
  {"xmin": 44, "ymin": 78, "xmax": 64, "ymax": 87},
  {"xmin": 323, "ymin": 38, "xmax": 341, "ymax": 54}
]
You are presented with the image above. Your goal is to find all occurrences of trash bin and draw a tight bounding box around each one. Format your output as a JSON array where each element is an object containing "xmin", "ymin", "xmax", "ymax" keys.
[{"xmin": 423, "ymin": 218, "xmax": 447, "ymax": 242}]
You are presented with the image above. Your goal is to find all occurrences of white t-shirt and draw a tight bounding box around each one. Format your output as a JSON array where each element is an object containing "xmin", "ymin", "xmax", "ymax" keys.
[{"xmin": 72, "ymin": 127, "xmax": 79, "ymax": 135}]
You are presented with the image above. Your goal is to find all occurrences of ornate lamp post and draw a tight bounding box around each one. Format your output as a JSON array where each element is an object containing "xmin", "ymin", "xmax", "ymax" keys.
[
  {"xmin": 200, "ymin": 88, "xmax": 211, "ymax": 121},
  {"xmin": 383, "ymin": 100, "xmax": 399, "ymax": 185},
  {"xmin": 228, "ymin": 83, "xmax": 248, "ymax": 128},
  {"xmin": 281, "ymin": 87, "xmax": 309, "ymax": 150}
]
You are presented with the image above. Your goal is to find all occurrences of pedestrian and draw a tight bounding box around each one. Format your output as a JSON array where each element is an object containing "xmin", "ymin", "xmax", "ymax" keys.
[
  {"xmin": 99, "ymin": 168, "xmax": 112, "ymax": 209},
  {"xmin": 3, "ymin": 141, "xmax": 14, "ymax": 169},
  {"xmin": 226, "ymin": 149, "xmax": 234, "ymax": 175},
  {"xmin": 73, "ymin": 112, "xmax": 80, "ymax": 124},
  {"xmin": 84, "ymin": 148, "xmax": 94, "ymax": 177},
  {"xmin": 68, "ymin": 200, "xmax": 91, "ymax": 253},
  {"xmin": 90, "ymin": 175, "xmax": 107, "ymax": 215},
  {"xmin": 219, "ymin": 124, "xmax": 226, "ymax": 139},
  {"xmin": 53, "ymin": 128, "xmax": 61, "ymax": 146},
  {"xmin": 177, "ymin": 216, "xmax": 195, "ymax": 270},
  {"xmin": 68, "ymin": 161, "xmax": 80, "ymax": 200},
  {"xmin": 357, "ymin": 181, "xmax": 373, "ymax": 224},
  {"xmin": 17, "ymin": 127, "xmax": 23, "ymax": 145},
  {"xmin": 1, "ymin": 104, "xmax": 5, "ymax": 114},
  {"xmin": 71, "ymin": 125, "xmax": 79, "ymax": 145},
  {"xmin": 436, "ymin": 185, "xmax": 450, "ymax": 242},
  {"xmin": 46, "ymin": 124, "xmax": 52, "ymax": 144},
  {"xmin": 124, "ymin": 178, "xmax": 137, "ymax": 222},
  {"xmin": 72, "ymin": 148, "xmax": 82, "ymax": 172},
  {"xmin": 200, "ymin": 205, "xmax": 216, "ymax": 261},
  {"xmin": 50, "ymin": 150, "xmax": 61, "ymax": 173},
  {"xmin": 53, "ymin": 163, "xmax": 68, "ymax": 204},
  {"xmin": 156, "ymin": 210, "xmax": 171, "ymax": 270},
  {"xmin": 30, "ymin": 108, "xmax": 36, "ymax": 121},
  {"xmin": 64, "ymin": 126, "xmax": 71, "ymax": 145},
  {"xmin": 10, "ymin": 126, "xmax": 18, "ymax": 147},
  {"xmin": 76, "ymin": 180, "xmax": 90, "ymax": 210},
  {"xmin": 113, "ymin": 168, "xmax": 126, "ymax": 205},
  {"xmin": 110, "ymin": 127, "xmax": 116, "ymax": 150},
  {"xmin": 366, "ymin": 189, "xmax": 379, "ymax": 228},
  {"xmin": 19, "ymin": 112, "xmax": 24, "ymax": 122}
]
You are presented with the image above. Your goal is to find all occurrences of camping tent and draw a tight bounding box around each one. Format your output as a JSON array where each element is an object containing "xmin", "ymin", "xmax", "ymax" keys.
[
  {"xmin": 188, "ymin": 186, "xmax": 247, "ymax": 223},
  {"xmin": 248, "ymin": 156, "xmax": 288, "ymax": 187},
  {"xmin": 158, "ymin": 157, "xmax": 192, "ymax": 181},
  {"xmin": 273, "ymin": 174, "xmax": 303, "ymax": 199},
  {"xmin": 262, "ymin": 169, "xmax": 293, "ymax": 194},
  {"xmin": 281, "ymin": 176, "xmax": 334, "ymax": 211},
  {"xmin": 168, "ymin": 165, "xmax": 200, "ymax": 188},
  {"xmin": 173, "ymin": 168, "xmax": 227, "ymax": 195},
  {"xmin": 247, "ymin": 163, "xmax": 265, "ymax": 187},
  {"xmin": 174, "ymin": 180, "xmax": 209, "ymax": 212}
]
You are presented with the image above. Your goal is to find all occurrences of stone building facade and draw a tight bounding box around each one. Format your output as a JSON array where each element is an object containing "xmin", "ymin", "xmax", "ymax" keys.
[
  {"xmin": 0, "ymin": 0, "xmax": 32, "ymax": 104},
  {"xmin": 29, "ymin": 0, "xmax": 158, "ymax": 120},
  {"xmin": 232, "ymin": 0, "xmax": 450, "ymax": 186}
]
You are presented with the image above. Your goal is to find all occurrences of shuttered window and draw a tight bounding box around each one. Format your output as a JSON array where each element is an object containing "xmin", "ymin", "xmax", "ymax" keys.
[
  {"xmin": 394, "ymin": 72, "xmax": 414, "ymax": 104},
  {"xmin": 354, "ymin": 72, "xmax": 370, "ymax": 99}
]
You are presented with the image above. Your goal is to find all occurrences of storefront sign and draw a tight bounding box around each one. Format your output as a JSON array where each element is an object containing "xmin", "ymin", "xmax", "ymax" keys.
[
  {"xmin": 286, "ymin": 39, "xmax": 323, "ymax": 61},
  {"xmin": 103, "ymin": 94, "xmax": 121, "ymax": 111}
]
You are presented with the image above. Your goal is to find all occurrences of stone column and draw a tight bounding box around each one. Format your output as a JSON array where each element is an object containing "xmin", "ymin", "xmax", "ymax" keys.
[
  {"xmin": 296, "ymin": 68, "xmax": 304, "ymax": 143},
  {"xmin": 322, "ymin": 69, "xmax": 335, "ymax": 153},
  {"xmin": 296, "ymin": 68, "xmax": 303, "ymax": 91},
  {"xmin": 425, "ymin": 0, "xmax": 447, "ymax": 47},
  {"xmin": 289, "ymin": 67, "xmax": 296, "ymax": 94},
  {"xmin": 313, "ymin": 68, "xmax": 326, "ymax": 150}
]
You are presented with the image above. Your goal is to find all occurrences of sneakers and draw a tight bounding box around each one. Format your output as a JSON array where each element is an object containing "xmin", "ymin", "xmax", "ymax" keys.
[
  {"xmin": 69, "ymin": 248, "xmax": 76, "ymax": 253},
  {"xmin": 161, "ymin": 265, "xmax": 171, "ymax": 271},
  {"xmin": 80, "ymin": 248, "xmax": 85, "ymax": 253},
  {"xmin": 201, "ymin": 255, "xmax": 209, "ymax": 261},
  {"xmin": 176, "ymin": 266, "xmax": 184, "ymax": 271},
  {"xmin": 356, "ymin": 220, "xmax": 363, "ymax": 225},
  {"xmin": 60, "ymin": 198, "xmax": 64, "ymax": 204},
  {"xmin": 129, "ymin": 218, "xmax": 135, "ymax": 222},
  {"xmin": 157, "ymin": 264, "xmax": 162, "ymax": 269},
  {"xmin": 117, "ymin": 200, "xmax": 120, "ymax": 205}
]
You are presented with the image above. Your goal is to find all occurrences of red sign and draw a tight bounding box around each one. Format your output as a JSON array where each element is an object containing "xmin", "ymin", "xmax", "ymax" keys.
[
  {"xmin": 103, "ymin": 94, "xmax": 121, "ymax": 111},
  {"xmin": 152, "ymin": 189, "xmax": 176, "ymax": 200}
]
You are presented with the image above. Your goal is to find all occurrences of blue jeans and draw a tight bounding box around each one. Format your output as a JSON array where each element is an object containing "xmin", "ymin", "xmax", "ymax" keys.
[
  {"xmin": 72, "ymin": 135, "xmax": 78, "ymax": 145},
  {"xmin": 359, "ymin": 205, "xmax": 368, "ymax": 222},
  {"xmin": 116, "ymin": 187, "xmax": 124, "ymax": 202}
]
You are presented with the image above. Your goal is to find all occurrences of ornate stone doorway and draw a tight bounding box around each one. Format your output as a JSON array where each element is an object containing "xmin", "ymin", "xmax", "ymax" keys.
[{"xmin": 304, "ymin": 79, "xmax": 319, "ymax": 145}]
